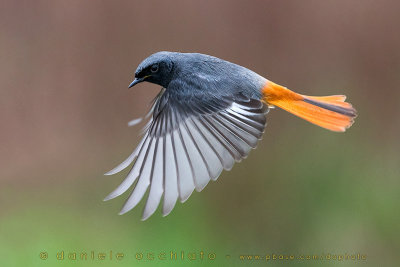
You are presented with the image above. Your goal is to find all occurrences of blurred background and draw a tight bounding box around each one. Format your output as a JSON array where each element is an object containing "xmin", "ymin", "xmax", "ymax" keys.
[{"xmin": 1, "ymin": 0, "xmax": 399, "ymax": 266}]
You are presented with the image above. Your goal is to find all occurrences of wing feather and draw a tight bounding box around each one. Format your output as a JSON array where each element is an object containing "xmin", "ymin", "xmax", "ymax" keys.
[
  {"xmin": 173, "ymin": 122, "xmax": 195, "ymax": 202},
  {"xmin": 104, "ymin": 132, "xmax": 148, "ymax": 176},
  {"xmin": 191, "ymin": 117, "xmax": 235, "ymax": 171},
  {"xmin": 185, "ymin": 118, "xmax": 223, "ymax": 180},
  {"xmin": 180, "ymin": 120, "xmax": 210, "ymax": 192},
  {"xmin": 105, "ymin": 89, "xmax": 268, "ymax": 219},
  {"xmin": 118, "ymin": 138, "xmax": 156, "ymax": 215},
  {"xmin": 142, "ymin": 137, "xmax": 164, "ymax": 220},
  {"xmin": 103, "ymin": 135, "xmax": 150, "ymax": 201}
]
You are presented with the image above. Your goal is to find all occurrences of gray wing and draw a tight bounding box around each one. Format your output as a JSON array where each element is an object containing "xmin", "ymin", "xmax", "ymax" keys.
[{"xmin": 104, "ymin": 90, "xmax": 269, "ymax": 220}]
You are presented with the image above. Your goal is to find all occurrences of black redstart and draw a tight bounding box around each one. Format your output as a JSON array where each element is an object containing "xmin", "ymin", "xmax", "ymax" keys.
[{"xmin": 104, "ymin": 51, "xmax": 357, "ymax": 220}]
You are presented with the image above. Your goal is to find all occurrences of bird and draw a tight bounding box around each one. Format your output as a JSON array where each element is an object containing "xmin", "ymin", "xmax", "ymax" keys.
[{"xmin": 104, "ymin": 51, "xmax": 357, "ymax": 220}]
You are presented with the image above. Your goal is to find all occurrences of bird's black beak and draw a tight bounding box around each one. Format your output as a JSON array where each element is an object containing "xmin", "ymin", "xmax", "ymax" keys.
[{"xmin": 128, "ymin": 77, "xmax": 145, "ymax": 88}]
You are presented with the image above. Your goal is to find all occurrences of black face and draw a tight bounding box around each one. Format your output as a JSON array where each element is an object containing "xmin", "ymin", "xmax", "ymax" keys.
[{"xmin": 129, "ymin": 55, "xmax": 174, "ymax": 88}]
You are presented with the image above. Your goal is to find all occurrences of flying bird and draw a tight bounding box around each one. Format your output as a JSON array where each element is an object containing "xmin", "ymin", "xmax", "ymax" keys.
[{"xmin": 104, "ymin": 51, "xmax": 357, "ymax": 220}]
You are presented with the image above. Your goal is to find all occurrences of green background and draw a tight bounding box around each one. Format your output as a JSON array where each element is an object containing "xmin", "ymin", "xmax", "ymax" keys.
[{"xmin": 1, "ymin": 1, "xmax": 399, "ymax": 266}]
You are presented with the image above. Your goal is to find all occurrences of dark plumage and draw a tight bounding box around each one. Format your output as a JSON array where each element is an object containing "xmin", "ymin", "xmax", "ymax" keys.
[{"xmin": 105, "ymin": 51, "xmax": 356, "ymax": 220}]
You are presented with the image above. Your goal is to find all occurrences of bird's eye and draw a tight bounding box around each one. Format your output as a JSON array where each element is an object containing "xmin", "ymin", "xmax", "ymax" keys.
[{"xmin": 150, "ymin": 64, "xmax": 159, "ymax": 73}]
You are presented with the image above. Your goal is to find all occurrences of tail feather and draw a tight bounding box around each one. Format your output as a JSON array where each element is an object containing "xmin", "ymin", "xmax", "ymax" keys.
[{"xmin": 262, "ymin": 81, "xmax": 357, "ymax": 132}]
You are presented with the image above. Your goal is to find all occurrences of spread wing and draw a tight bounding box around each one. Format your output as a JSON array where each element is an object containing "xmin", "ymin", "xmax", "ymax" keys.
[{"xmin": 104, "ymin": 89, "xmax": 269, "ymax": 220}]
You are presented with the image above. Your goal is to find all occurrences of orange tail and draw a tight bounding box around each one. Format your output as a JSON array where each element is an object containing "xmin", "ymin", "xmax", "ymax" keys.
[{"xmin": 262, "ymin": 81, "xmax": 357, "ymax": 132}]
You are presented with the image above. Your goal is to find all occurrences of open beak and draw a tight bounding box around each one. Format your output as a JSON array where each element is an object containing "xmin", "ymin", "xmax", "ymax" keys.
[{"xmin": 128, "ymin": 77, "xmax": 145, "ymax": 88}]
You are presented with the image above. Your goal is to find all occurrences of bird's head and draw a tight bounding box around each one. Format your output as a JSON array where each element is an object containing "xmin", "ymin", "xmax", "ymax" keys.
[{"xmin": 129, "ymin": 51, "xmax": 175, "ymax": 88}]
